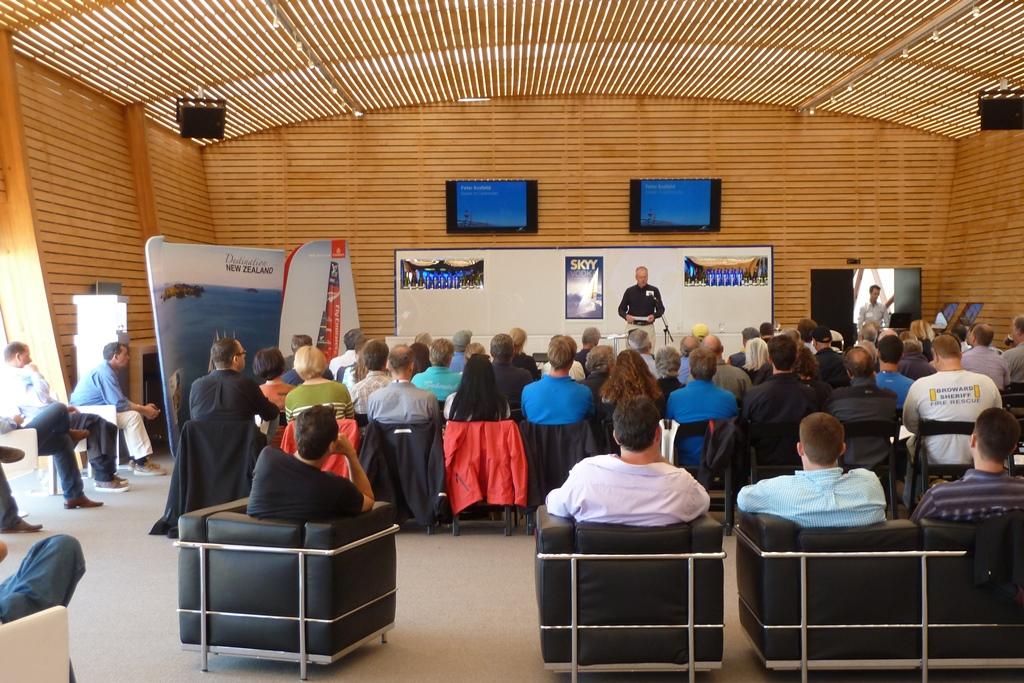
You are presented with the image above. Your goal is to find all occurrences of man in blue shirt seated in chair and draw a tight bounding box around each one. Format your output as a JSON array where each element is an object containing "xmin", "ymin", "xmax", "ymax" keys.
[
  {"xmin": 737, "ymin": 412, "xmax": 887, "ymax": 527},
  {"xmin": 664, "ymin": 347, "xmax": 738, "ymax": 466},
  {"xmin": 521, "ymin": 336, "xmax": 593, "ymax": 425}
]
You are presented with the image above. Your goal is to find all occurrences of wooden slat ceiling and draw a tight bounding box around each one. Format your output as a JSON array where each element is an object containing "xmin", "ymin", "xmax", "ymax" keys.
[{"xmin": 1, "ymin": 0, "xmax": 1021, "ymax": 142}]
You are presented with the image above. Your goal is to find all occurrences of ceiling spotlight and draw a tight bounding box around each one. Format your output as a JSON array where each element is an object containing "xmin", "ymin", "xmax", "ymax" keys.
[
  {"xmin": 901, "ymin": 48, "xmax": 909, "ymax": 58},
  {"xmin": 458, "ymin": 97, "xmax": 490, "ymax": 103},
  {"xmin": 331, "ymin": 86, "xmax": 339, "ymax": 94},
  {"xmin": 973, "ymin": 2, "xmax": 981, "ymax": 17},
  {"xmin": 931, "ymin": 29, "xmax": 940, "ymax": 41},
  {"xmin": 353, "ymin": 110, "xmax": 364, "ymax": 118},
  {"xmin": 808, "ymin": 107, "xmax": 816, "ymax": 116}
]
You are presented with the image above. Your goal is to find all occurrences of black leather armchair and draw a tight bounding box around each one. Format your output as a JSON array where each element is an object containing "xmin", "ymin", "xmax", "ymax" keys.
[
  {"xmin": 177, "ymin": 499, "xmax": 398, "ymax": 679},
  {"xmin": 735, "ymin": 512, "xmax": 994, "ymax": 680},
  {"xmin": 535, "ymin": 507, "xmax": 725, "ymax": 682}
]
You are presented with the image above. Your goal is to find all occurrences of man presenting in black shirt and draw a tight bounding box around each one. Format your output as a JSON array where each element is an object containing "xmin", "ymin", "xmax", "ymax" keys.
[
  {"xmin": 247, "ymin": 405, "xmax": 374, "ymax": 521},
  {"xmin": 618, "ymin": 266, "xmax": 665, "ymax": 332}
]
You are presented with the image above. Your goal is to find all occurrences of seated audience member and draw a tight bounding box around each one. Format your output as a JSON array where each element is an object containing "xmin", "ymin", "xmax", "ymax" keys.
[
  {"xmin": 445, "ymin": 355, "xmax": 511, "ymax": 421},
  {"xmin": 449, "ymin": 329, "xmax": 473, "ymax": 373},
  {"xmin": 409, "ymin": 342, "xmax": 431, "ymax": 377},
  {"xmin": 254, "ymin": 348, "xmax": 294, "ymax": 412},
  {"xmin": 692, "ymin": 323, "xmax": 709, "ymax": 344},
  {"xmin": 664, "ymin": 347, "xmax": 739, "ymax": 466},
  {"xmin": 351, "ymin": 340, "xmax": 391, "ymax": 415},
  {"xmin": 703, "ymin": 334, "xmax": 752, "ymax": 402},
  {"xmin": 729, "ymin": 327, "xmax": 759, "ymax": 368},
  {"xmin": 0, "ymin": 534, "xmax": 85, "ymax": 630},
  {"xmin": 911, "ymin": 408, "xmax": 1024, "ymax": 522},
  {"xmin": 794, "ymin": 347, "xmax": 832, "ymax": 410},
  {"xmin": 653, "ymin": 346, "xmax": 683, "ymax": 415},
  {"xmin": 191, "ymin": 338, "xmax": 280, "ymax": 423},
  {"xmin": 0, "ymin": 416, "xmax": 44, "ymax": 531},
  {"xmin": 677, "ymin": 335, "xmax": 699, "ymax": 384},
  {"xmin": 281, "ymin": 335, "xmax": 333, "ymax": 386},
  {"xmin": 575, "ymin": 327, "xmax": 601, "ymax": 374},
  {"xmin": 1002, "ymin": 315, "xmax": 1024, "ymax": 384},
  {"xmin": 738, "ymin": 413, "xmax": 887, "ymax": 527},
  {"xmin": 962, "ymin": 323, "xmax": 1010, "ymax": 390},
  {"xmin": 949, "ymin": 322, "xmax": 969, "ymax": 352},
  {"xmin": 903, "ymin": 334, "xmax": 1002, "ymax": 465},
  {"xmin": 3, "ymin": 342, "xmax": 126, "ymax": 494},
  {"xmin": 812, "ymin": 326, "xmax": 850, "ymax": 388},
  {"xmin": 582, "ymin": 345, "xmax": 614, "ymax": 409},
  {"xmin": 509, "ymin": 327, "xmax": 542, "ymax": 381},
  {"xmin": 899, "ymin": 338, "xmax": 937, "ymax": 380},
  {"xmin": 490, "ymin": 334, "xmax": 533, "ymax": 408},
  {"xmin": 247, "ymin": 405, "xmax": 373, "ymax": 521},
  {"xmin": 542, "ymin": 335, "xmax": 585, "ymax": 381},
  {"xmin": 797, "ymin": 318, "xmax": 818, "ymax": 352},
  {"xmin": 627, "ymin": 329, "xmax": 657, "ymax": 377},
  {"xmin": 366, "ymin": 345, "xmax": 440, "ymax": 424},
  {"xmin": 413, "ymin": 332, "xmax": 433, "ymax": 347},
  {"xmin": 545, "ymin": 397, "xmax": 710, "ymax": 525},
  {"xmin": 329, "ymin": 328, "xmax": 365, "ymax": 380},
  {"xmin": 910, "ymin": 319, "xmax": 935, "ymax": 361},
  {"xmin": 521, "ymin": 337, "xmax": 594, "ymax": 425},
  {"xmin": 411, "ymin": 338, "xmax": 462, "ymax": 401},
  {"xmin": 875, "ymin": 336, "xmax": 914, "ymax": 409},
  {"xmin": 743, "ymin": 337, "xmax": 772, "ymax": 385},
  {"xmin": 600, "ymin": 350, "xmax": 661, "ymax": 423},
  {"xmin": 70, "ymin": 341, "xmax": 165, "ymax": 477},
  {"xmin": 759, "ymin": 322, "xmax": 775, "ymax": 343},
  {"xmin": 284, "ymin": 346, "xmax": 354, "ymax": 421},
  {"xmin": 826, "ymin": 347, "xmax": 898, "ymax": 467},
  {"xmin": 742, "ymin": 335, "xmax": 819, "ymax": 464},
  {"xmin": 465, "ymin": 342, "xmax": 487, "ymax": 359}
]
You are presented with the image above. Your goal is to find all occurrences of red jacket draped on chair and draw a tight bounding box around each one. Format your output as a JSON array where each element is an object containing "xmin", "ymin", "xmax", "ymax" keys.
[{"xmin": 443, "ymin": 420, "xmax": 528, "ymax": 515}]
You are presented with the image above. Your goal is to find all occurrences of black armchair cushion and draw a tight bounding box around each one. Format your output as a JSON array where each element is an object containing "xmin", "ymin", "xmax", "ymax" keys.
[
  {"xmin": 798, "ymin": 520, "xmax": 919, "ymax": 552},
  {"xmin": 738, "ymin": 512, "xmax": 799, "ymax": 552},
  {"xmin": 304, "ymin": 502, "xmax": 396, "ymax": 550},
  {"xmin": 178, "ymin": 498, "xmax": 249, "ymax": 542},
  {"xmin": 207, "ymin": 512, "xmax": 303, "ymax": 548}
]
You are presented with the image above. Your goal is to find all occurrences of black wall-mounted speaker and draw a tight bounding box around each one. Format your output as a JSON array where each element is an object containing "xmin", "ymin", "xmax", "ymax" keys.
[
  {"xmin": 979, "ymin": 96, "xmax": 1024, "ymax": 130},
  {"xmin": 175, "ymin": 98, "xmax": 226, "ymax": 139}
]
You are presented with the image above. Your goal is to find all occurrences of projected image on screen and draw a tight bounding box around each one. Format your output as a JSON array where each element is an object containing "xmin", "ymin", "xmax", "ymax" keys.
[
  {"xmin": 640, "ymin": 180, "xmax": 712, "ymax": 228},
  {"xmin": 400, "ymin": 258, "xmax": 483, "ymax": 290},
  {"xmin": 455, "ymin": 181, "xmax": 526, "ymax": 229},
  {"xmin": 684, "ymin": 256, "xmax": 768, "ymax": 287}
]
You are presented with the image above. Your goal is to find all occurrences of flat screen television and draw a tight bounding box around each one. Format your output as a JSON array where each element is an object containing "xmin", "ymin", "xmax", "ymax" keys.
[
  {"xmin": 445, "ymin": 180, "xmax": 538, "ymax": 233},
  {"xmin": 961, "ymin": 302, "xmax": 984, "ymax": 326},
  {"xmin": 629, "ymin": 178, "xmax": 721, "ymax": 232}
]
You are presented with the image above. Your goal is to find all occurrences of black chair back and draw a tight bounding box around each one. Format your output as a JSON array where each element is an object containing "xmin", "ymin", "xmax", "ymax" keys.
[
  {"xmin": 913, "ymin": 420, "xmax": 975, "ymax": 504},
  {"xmin": 841, "ymin": 419, "xmax": 900, "ymax": 519},
  {"xmin": 747, "ymin": 421, "xmax": 801, "ymax": 484}
]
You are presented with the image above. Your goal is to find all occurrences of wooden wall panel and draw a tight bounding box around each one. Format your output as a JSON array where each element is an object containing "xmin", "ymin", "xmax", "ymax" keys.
[
  {"xmin": 941, "ymin": 131, "xmax": 1024, "ymax": 335},
  {"xmin": 147, "ymin": 123, "xmax": 216, "ymax": 244},
  {"xmin": 204, "ymin": 98, "xmax": 956, "ymax": 340},
  {"xmin": 15, "ymin": 57, "xmax": 151, "ymax": 382}
]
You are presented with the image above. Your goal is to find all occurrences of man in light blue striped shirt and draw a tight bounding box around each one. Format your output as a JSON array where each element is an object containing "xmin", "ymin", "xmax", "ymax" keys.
[{"xmin": 737, "ymin": 413, "xmax": 886, "ymax": 528}]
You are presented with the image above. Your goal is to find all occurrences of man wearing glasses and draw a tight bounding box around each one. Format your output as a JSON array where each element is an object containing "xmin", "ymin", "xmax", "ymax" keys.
[
  {"xmin": 188, "ymin": 338, "xmax": 279, "ymax": 424},
  {"xmin": 70, "ymin": 341, "xmax": 166, "ymax": 476}
]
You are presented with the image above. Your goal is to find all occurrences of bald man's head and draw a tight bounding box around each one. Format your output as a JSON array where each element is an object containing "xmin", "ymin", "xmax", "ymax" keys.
[{"xmin": 703, "ymin": 334, "xmax": 724, "ymax": 356}]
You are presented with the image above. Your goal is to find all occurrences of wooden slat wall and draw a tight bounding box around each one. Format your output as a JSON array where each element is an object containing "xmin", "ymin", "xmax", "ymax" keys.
[
  {"xmin": 203, "ymin": 98, "xmax": 956, "ymax": 340},
  {"xmin": 15, "ymin": 56, "xmax": 150, "ymax": 383},
  {"xmin": 147, "ymin": 123, "xmax": 216, "ymax": 244},
  {"xmin": 941, "ymin": 131, "xmax": 1024, "ymax": 333}
]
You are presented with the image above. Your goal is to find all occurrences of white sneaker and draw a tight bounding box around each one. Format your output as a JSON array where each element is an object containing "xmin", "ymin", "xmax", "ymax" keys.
[{"xmin": 130, "ymin": 460, "xmax": 167, "ymax": 476}]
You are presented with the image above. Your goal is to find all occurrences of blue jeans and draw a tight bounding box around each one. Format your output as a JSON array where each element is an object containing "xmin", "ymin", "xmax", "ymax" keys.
[
  {"xmin": 0, "ymin": 466, "xmax": 21, "ymax": 529},
  {"xmin": 25, "ymin": 404, "xmax": 84, "ymax": 500},
  {"xmin": 0, "ymin": 535, "xmax": 85, "ymax": 623}
]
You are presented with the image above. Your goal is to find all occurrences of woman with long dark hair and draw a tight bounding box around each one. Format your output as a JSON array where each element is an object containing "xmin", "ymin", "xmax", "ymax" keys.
[{"xmin": 445, "ymin": 355, "xmax": 511, "ymax": 421}]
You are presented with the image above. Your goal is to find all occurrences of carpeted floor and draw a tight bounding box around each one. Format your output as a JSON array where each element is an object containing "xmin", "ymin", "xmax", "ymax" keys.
[{"xmin": 5, "ymin": 455, "xmax": 1022, "ymax": 682}]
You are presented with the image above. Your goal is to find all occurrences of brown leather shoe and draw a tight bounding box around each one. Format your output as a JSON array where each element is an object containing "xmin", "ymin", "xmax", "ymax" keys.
[
  {"xmin": 1, "ymin": 517, "xmax": 43, "ymax": 533},
  {"xmin": 64, "ymin": 496, "xmax": 103, "ymax": 510},
  {"xmin": 0, "ymin": 446, "xmax": 25, "ymax": 464}
]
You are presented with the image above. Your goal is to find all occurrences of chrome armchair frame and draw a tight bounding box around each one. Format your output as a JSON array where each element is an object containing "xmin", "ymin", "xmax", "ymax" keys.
[
  {"xmin": 536, "ymin": 549, "xmax": 726, "ymax": 683},
  {"xmin": 176, "ymin": 524, "xmax": 399, "ymax": 680},
  {"xmin": 736, "ymin": 528, "xmax": 975, "ymax": 683}
]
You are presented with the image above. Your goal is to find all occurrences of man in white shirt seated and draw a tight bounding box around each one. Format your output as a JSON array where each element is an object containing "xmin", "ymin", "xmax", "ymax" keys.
[
  {"xmin": 544, "ymin": 396, "xmax": 710, "ymax": 525},
  {"xmin": 903, "ymin": 333, "xmax": 1002, "ymax": 465}
]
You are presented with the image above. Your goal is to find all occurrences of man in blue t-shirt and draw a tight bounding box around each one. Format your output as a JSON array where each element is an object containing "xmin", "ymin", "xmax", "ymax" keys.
[
  {"xmin": 665, "ymin": 347, "xmax": 738, "ymax": 465},
  {"xmin": 875, "ymin": 336, "xmax": 914, "ymax": 409},
  {"xmin": 521, "ymin": 337, "xmax": 593, "ymax": 425}
]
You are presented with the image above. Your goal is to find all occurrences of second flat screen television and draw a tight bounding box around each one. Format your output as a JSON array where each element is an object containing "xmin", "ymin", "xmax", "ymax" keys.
[
  {"xmin": 630, "ymin": 178, "xmax": 721, "ymax": 232},
  {"xmin": 446, "ymin": 180, "xmax": 538, "ymax": 233}
]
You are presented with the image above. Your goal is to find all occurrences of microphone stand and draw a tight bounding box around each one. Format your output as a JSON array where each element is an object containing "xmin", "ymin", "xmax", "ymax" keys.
[{"xmin": 660, "ymin": 312, "xmax": 674, "ymax": 346}]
